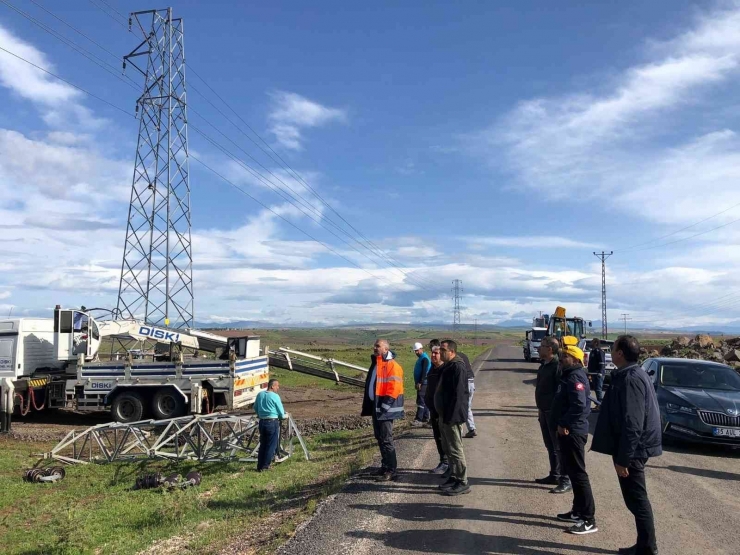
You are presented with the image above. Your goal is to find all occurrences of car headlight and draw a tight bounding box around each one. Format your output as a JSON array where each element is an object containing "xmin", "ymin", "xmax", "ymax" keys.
[{"xmin": 666, "ymin": 403, "xmax": 697, "ymax": 415}]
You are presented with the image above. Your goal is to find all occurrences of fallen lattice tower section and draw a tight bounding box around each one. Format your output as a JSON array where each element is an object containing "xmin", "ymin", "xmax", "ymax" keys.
[{"xmin": 37, "ymin": 413, "xmax": 310, "ymax": 465}]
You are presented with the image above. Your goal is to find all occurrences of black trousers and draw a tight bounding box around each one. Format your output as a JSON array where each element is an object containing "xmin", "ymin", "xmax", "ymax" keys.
[
  {"xmin": 415, "ymin": 384, "xmax": 430, "ymax": 422},
  {"xmin": 372, "ymin": 415, "xmax": 397, "ymax": 472},
  {"xmin": 558, "ymin": 433, "xmax": 595, "ymax": 520},
  {"xmin": 430, "ymin": 413, "xmax": 446, "ymax": 464},
  {"xmin": 617, "ymin": 457, "xmax": 658, "ymax": 554},
  {"xmin": 538, "ymin": 410, "xmax": 567, "ymax": 481}
]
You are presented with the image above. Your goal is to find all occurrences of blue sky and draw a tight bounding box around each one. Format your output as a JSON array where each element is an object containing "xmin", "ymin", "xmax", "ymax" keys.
[{"xmin": 2, "ymin": 0, "xmax": 740, "ymax": 327}]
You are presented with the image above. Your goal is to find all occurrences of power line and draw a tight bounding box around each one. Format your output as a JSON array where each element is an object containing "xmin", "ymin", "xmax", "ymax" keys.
[{"xmin": 87, "ymin": 0, "xmax": 127, "ymax": 28}]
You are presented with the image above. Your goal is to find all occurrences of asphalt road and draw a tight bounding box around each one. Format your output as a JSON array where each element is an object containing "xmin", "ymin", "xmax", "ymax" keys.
[{"xmin": 278, "ymin": 344, "xmax": 740, "ymax": 555}]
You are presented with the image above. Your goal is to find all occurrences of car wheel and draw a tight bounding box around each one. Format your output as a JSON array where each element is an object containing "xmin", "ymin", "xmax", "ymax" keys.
[
  {"xmin": 111, "ymin": 391, "xmax": 145, "ymax": 423},
  {"xmin": 152, "ymin": 388, "xmax": 186, "ymax": 420}
]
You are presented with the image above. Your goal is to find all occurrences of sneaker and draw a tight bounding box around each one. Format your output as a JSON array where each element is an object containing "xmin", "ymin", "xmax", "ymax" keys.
[
  {"xmin": 557, "ymin": 511, "xmax": 583, "ymax": 523},
  {"xmin": 464, "ymin": 429, "xmax": 477, "ymax": 438},
  {"xmin": 618, "ymin": 547, "xmax": 637, "ymax": 555},
  {"xmin": 550, "ymin": 481, "xmax": 572, "ymax": 494},
  {"xmin": 443, "ymin": 481, "xmax": 471, "ymax": 496},
  {"xmin": 567, "ymin": 519, "xmax": 598, "ymax": 535},
  {"xmin": 535, "ymin": 475, "xmax": 559, "ymax": 485},
  {"xmin": 438, "ymin": 477, "xmax": 457, "ymax": 490},
  {"xmin": 376, "ymin": 471, "xmax": 398, "ymax": 482},
  {"xmin": 431, "ymin": 462, "xmax": 448, "ymax": 474},
  {"xmin": 411, "ymin": 420, "xmax": 424, "ymax": 428}
]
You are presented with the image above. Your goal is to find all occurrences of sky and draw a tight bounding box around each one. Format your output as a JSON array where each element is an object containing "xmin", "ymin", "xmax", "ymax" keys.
[{"xmin": 2, "ymin": 0, "xmax": 740, "ymax": 329}]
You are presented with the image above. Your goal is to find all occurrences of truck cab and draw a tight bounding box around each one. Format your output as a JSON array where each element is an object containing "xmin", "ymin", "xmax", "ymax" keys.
[{"xmin": 524, "ymin": 327, "xmax": 547, "ymax": 362}]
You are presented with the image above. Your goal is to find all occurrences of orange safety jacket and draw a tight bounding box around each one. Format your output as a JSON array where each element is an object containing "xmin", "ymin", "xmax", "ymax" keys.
[{"xmin": 361, "ymin": 351, "xmax": 405, "ymax": 421}]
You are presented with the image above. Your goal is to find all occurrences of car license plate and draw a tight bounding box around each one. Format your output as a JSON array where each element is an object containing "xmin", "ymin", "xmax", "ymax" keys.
[{"xmin": 713, "ymin": 427, "xmax": 740, "ymax": 438}]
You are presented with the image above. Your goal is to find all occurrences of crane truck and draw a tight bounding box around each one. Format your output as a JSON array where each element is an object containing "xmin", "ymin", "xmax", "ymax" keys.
[{"xmin": 0, "ymin": 306, "xmax": 269, "ymax": 424}]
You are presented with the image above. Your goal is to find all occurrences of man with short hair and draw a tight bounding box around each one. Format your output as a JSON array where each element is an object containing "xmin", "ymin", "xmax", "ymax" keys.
[
  {"xmin": 435, "ymin": 339, "xmax": 471, "ymax": 496},
  {"xmin": 592, "ymin": 335, "xmax": 662, "ymax": 555},
  {"xmin": 552, "ymin": 340, "xmax": 597, "ymax": 535},
  {"xmin": 412, "ymin": 342, "xmax": 432, "ymax": 426},
  {"xmin": 361, "ymin": 339, "xmax": 405, "ymax": 481},
  {"xmin": 424, "ymin": 340, "xmax": 447, "ymax": 474},
  {"xmin": 589, "ymin": 338, "xmax": 606, "ymax": 404},
  {"xmin": 254, "ymin": 379, "xmax": 286, "ymax": 472},
  {"xmin": 534, "ymin": 336, "xmax": 571, "ymax": 494}
]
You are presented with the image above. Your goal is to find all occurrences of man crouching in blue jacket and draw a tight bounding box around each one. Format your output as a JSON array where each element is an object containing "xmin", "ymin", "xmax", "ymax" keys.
[{"xmin": 551, "ymin": 338, "xmax": 597, "ymax": 535}]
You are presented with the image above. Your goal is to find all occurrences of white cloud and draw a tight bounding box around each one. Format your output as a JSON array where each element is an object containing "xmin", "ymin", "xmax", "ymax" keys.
[
  {"xmin": 465, "ymin": 236, "xmax": 598, "ymax": 249},
  {"xmin": 471, "ymin": 1, "xmax": 740, "ymax": 226},
  {"xmin": 268, "ymin": 91, "xmax": 346, "ymax": 150}
]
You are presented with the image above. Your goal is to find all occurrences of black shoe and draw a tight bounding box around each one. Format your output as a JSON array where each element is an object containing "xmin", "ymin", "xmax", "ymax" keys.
[
  {"xmin": 375, "ymin": 467, "xmax": 387, "ymax": 476},
  {"xmin": 618, "ymin": 547, "xmax": 636, "ymax": 555},
  {"xmin": 443, "ymin": 481, "xmax": 471, "ymax": 496},
  {"xmin": 556, "ymin": 511, "xmax": 583, "ymax": 523},
  {"xmin": 376, "ymin": 471, "xmax": 397, "ymax": 482},
  {"xmin": 438, "ymin": 477, "xmax": 457, "ymax": 490},
  {"xmin": 535, "ymin": 475, "xmax": 559, "ymax": 485},
  {"xmin": 550, "ymin": 481, "xmax": 572, "ymax": 494},
  {"xmin": 464, "ymin": 429, "xmax": 477, "ymax": 438},
  {"xmin": 567, "ymin": 519, "xmax": 598, "ymax": 535}
]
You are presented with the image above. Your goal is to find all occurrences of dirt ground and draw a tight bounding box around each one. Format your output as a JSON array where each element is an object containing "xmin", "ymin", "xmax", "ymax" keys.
[{"xmin": 4, "ymin": 386, "xmax": 368, "ymax": 443}]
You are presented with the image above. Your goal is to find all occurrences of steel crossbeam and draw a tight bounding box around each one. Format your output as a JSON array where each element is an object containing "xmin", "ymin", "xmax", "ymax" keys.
[{"xmin": 40, "ymin": 413, "xmax": 310, "ymax": 465}]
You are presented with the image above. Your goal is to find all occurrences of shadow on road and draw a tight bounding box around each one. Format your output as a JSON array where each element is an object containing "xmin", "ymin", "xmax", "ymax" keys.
[
  {"xmin": 348, "ymin": 502, "xmax": 564, "ymax": 528},
  {"xmin": 346, "ymin": 529, "xmax": 613, "ymax": 554},
  {"xmin": 481, "ymin": 367, "xmax": 537, "ymax": 374},
  {"xmin": 501, "ymin": 405, "xmax": 538, "ymax": 411},
  {"xmin": 647, "ymin": 464, "xmax": 740, "ymax": 481},
  {"xmin": 472, "ymin": 411, "xmax": 538, "ymax": 418},
  {"xmin": 661, "ymin": 440, "xmax": 740, "ymax": 459},
  {"xmin": 393, "ymin": 472, "xmax": 551, "ymax": 491}
]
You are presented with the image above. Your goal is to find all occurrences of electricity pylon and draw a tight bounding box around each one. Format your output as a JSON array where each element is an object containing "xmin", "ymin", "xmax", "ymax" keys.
[
  {"xmin": 593, "ymin": 251, "xmax": 613, "ymax": 339},
  {"xmin": 115, "ymin": 8, "xmax": 193, "ymax": 329}
]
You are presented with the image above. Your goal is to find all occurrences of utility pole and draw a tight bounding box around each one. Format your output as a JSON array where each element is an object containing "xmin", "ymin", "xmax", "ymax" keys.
[
  {"xmin": 593, "ymin": 251, "xmax": 613, "ymax": 339},
  {"xmin": 116, "ymin": 8, "xmax": 193, "ymax": 329},
  {"xmin": 620, "ymin": 313, "xmax": 632, "ymax": 334},
  {"xmin": 452, "ymin": 280, "xmax": 463, "ymax": 336}
]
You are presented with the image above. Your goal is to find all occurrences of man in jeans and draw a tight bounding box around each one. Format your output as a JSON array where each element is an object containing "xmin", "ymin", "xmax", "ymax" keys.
[
  {"xmin": 254, "ymin": 379, "xmax": 286, "ymax": 472},
  {"xmin": 458, "ymin": 350, "xmax": 477, "ymax": 438},
  {"xmin": 551, "ymin": 339, "xmax": 597, "ymax": 535},
  {"xmin": 435, "ymin": 339, "xmax": 471, "ymax": 496},
  {"xmin": 592, "ymin": 335, "xmax": 662, "ymax": 555},
  {"xmin": 534, "ymin": 337, "xmax": 571, "ymax": 494},
  {"xmin": 412, "ymin": 342, "xmax": 431, "ymax": 426}
]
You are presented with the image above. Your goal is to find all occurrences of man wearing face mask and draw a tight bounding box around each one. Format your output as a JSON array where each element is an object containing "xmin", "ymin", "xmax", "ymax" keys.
[{"xmin": 361, "ymin": 339, "xmax": 405, "ymax": 482}]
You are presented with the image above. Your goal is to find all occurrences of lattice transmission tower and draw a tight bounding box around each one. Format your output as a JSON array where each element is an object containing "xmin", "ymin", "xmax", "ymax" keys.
[
  {"xmin": 115, "ymin": 8, "xmax": 193, "ymax": 329},
  {"xmin": 452, "ymin": 279, "xmax": 463, "ymax": 335},
  {"xmin": 593, "ymin": 251, "xmax": 613, "ymax": 339}
]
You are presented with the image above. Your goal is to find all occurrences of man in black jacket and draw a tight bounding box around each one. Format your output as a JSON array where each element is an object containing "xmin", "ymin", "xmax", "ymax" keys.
[
  {"xmin": 592, "ymin": 335, "xmax": 662, "ymax": 555},
  {"xmin": 434, "ymin": 339, "xmax": 471, "ymax": 497},
  {"xmin": 551, "ymin": 340, "xmax": 597, "ymax": 535},
  {"xmin": 588, "ymin": 338, "xmax": 606, "ymax": 404},
  {"xmin": 534, "ymin": 337, "xmax": 571, "ymax": 493},
  {"xmin": 424, "ymin": 340, "xmax": 448, "ymax": 474}
]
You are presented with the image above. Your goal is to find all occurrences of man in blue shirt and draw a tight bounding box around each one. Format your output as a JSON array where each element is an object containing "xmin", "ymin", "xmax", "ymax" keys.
[
  {"xmin": 254, "ymin": 379, "xmax": 286, "ymax": 472},
  {"xmin": 412, "ymin": 342, "xmax": 431, "ymax": 426}
]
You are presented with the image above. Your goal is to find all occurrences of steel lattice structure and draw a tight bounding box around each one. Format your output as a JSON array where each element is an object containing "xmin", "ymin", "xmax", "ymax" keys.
[
  {"xmin": 593, "ymin": 251, "xmax": 613, "ymax": 339},
  {"xmin": 452, "ymin": 279, "xmax": 463, "ymax": 334},
  {"xmin": 115, "ymin": 8, "xmax": 193, "ymax": 329}
]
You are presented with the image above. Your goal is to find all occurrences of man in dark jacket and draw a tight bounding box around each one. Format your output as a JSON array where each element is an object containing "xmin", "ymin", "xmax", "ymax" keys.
[
  {"xmin": 551, "ymin": 340, "xmax": 597, "ymax": 535},
  {"xmin": 592, "ymin": 335, "xmax": 662, "ymax": 555},
  {"xmin": 534, "ymin": 337, "xmax": 571, "ymax": 493},
  {"xmin": 361, "ymin": 339, "xmax": 404, "ymax": 482},
  {"xmin": 424, "ymin": 340, "xmax": 448, "ymax": 474},
  {"xmin": 588, "ymin": 338, "xmax": 606, "ymax": 404},
  {"xmin": 434, "ymin": 339, "xmax": 471, "ymax": 496}
]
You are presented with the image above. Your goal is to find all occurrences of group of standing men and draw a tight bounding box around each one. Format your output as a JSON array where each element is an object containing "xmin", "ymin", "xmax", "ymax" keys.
[
  {"xmin": 535, "ymin": 334, "xmax": 663, "ymax": 555},
  {"xmin": 361, "ymin": 338, "xmax": 476, "ymax": 497}
]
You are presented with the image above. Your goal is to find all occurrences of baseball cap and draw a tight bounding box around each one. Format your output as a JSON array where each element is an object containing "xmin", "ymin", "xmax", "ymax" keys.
[{"xmin": 412, "ymin": 342, "xmax": 423, "ymax": 351}]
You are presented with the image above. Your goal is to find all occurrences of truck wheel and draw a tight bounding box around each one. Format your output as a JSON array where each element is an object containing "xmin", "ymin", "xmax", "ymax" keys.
[
  {"xmin": 152, "ymin": 388, "xmax": 186, "ymax": 420},
  {"xmin": 111, "ymin": 391, "xmax": 145, "ymax": 423}
]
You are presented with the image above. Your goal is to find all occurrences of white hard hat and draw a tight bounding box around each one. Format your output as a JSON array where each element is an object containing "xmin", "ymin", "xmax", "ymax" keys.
[{"xmin": 413, "ymin": 342, "xmax": 423, "ymax": 351}]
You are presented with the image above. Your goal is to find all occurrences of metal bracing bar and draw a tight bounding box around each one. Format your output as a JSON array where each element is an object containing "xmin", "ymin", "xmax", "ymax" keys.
[{"xmin": 275, "ymin": 348, "xmax": 368, "ymax": 373}]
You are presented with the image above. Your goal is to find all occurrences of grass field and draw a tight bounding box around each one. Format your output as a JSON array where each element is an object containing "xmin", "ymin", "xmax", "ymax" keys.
[{"xmin": 0, "ymin": 328, "xmax": 496, "ymax": 555}]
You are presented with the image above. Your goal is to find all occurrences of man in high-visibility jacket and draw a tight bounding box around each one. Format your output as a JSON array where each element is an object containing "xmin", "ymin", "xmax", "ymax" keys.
[{"xmin": 361, "ymin": 338, "xmax": 405, "ymax": 481}]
